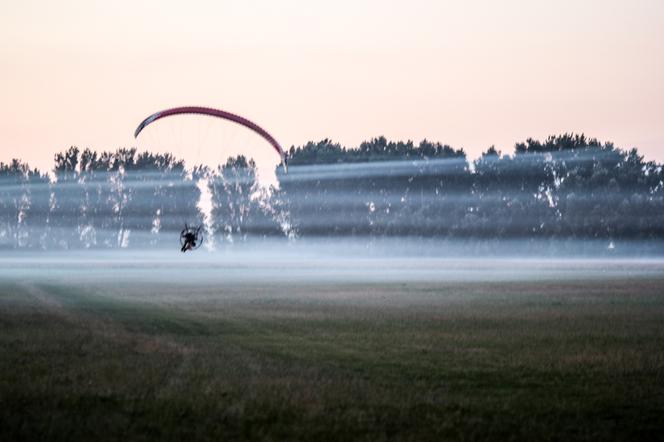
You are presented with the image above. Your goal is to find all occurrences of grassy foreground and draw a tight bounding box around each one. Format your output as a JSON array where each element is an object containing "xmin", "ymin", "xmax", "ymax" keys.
[{"xmin": 1, "ymin": 277, "xmax": 663, "ymax": 441}]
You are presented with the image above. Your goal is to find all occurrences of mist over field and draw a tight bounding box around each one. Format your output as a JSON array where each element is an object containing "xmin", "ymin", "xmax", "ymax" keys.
[{"xmin": 3, "ymin": 237, "xmax": 664, "ymax": 286}]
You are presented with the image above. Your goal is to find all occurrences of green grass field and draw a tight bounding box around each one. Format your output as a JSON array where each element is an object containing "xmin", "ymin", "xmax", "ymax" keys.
[{"xmin": 1, "ymin": 274, "xmax": 663, "ymax": 441}]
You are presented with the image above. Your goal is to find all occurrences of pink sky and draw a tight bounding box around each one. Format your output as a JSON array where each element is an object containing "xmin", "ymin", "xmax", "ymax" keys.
[{"xmin": 1, "ymin": 0, "xmax": 663, "ymax": 172}]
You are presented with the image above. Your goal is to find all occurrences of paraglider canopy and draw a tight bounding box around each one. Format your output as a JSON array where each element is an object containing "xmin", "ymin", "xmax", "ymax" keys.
[{"xmin": 134, "ymin": 106, "xmax": 288, "ymax": 172}]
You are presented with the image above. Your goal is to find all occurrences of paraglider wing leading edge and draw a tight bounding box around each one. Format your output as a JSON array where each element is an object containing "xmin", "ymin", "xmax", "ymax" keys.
[{"xmin": 134, "ymin": 106, "xmax": 288, "ymax": 172}]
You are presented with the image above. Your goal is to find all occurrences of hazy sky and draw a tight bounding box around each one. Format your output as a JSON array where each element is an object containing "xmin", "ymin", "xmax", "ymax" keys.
[{"xmin": 1, "ymin": 0, "xmax": 663, "ymax": 172}]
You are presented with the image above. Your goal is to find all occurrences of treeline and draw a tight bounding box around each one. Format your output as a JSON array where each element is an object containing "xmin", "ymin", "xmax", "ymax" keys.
[
  {"xmin": 0, "ymin": 147, "xmax": 285, "ymax": 249},
  {"xmin": 281, "ymin": 135, "xmax": 663, "ymax": 239},
  {"xmin": 0, "ymin": 134, "xmax": 662, "ymax": 249},
  {"xmin": 285, "ymin": 137, "xmax": 465, "ymax": 165}
]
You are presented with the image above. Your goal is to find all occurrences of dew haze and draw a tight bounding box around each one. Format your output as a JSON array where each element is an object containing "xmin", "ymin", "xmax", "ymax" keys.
[{"xmin": 2, "ymin": 239, "xmax": 664, "ymax": 285}]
